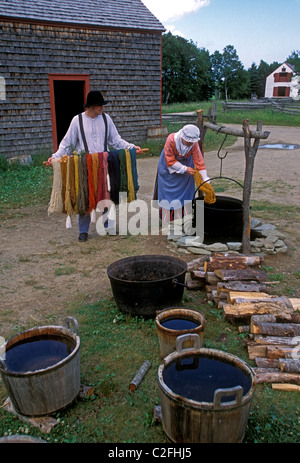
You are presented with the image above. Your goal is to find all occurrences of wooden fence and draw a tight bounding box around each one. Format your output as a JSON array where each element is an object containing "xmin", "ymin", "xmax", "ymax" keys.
[{"xmin": 222, "ymin": 98, "xmax": 300, "ymax": 115}]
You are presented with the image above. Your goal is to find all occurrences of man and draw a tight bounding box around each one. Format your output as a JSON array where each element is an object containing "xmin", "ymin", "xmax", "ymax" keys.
[{"xmin": 47, "ymin": 90, "xmax": 141, "ymax": 241}]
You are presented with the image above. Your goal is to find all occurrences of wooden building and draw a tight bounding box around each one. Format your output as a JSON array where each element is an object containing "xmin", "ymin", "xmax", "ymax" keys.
[
  {"xmin": 264, "ymin": 62, "xmax": 296, "ymax": 98},
  {"xmin": 0, "ymin": 0, "xmax": 165, "ymax": 158}
]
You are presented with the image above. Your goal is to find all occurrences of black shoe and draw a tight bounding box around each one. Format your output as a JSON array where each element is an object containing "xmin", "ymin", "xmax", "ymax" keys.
[{"xmin": 78, "ymin": 232, "xmax": 88, "ymax": 242}]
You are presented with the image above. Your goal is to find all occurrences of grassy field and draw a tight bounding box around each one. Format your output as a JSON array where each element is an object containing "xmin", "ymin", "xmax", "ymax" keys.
[
  {"xmin": 0, "ymin": 104, "xmax": 300, "ymax": 444},
  {"xmin": 162, "ymin": 100, "xmax": 300, "ymax": 127}
]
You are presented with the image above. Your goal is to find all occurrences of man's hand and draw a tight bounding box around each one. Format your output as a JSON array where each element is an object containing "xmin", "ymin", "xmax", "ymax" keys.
[
  {"xmin": 43, "ymin": 157, "xmax": 53, "ymax": 166},
  {"xmin": 134, "ymin": 146, "xmax": 143, "ymax": 154}
]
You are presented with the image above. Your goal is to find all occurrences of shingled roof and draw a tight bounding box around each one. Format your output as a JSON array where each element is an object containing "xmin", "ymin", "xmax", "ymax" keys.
[{"xmin": 0, "ymin": 0, "xmax": 165, "ymax": 32}]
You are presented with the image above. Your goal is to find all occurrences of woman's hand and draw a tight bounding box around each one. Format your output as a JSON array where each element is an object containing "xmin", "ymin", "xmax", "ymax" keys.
[{"xmin": 186, "ymin": 167, "xmax": 196, "ymax": 175}]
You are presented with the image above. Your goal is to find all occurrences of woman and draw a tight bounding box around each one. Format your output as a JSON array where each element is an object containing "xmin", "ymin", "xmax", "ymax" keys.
[{"xmin": 154, "ymin": 124, "xmax": 210, "ymax": 230}]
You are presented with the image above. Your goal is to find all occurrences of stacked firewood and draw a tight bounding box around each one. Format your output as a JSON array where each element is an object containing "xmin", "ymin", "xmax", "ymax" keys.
[
  {"xmin": 186, "ymin": 253, "xmax": 300, "ymax": 389},
  {"xmin": 244, "ymin": 312, "xmax": 300, "ymax": 390}
]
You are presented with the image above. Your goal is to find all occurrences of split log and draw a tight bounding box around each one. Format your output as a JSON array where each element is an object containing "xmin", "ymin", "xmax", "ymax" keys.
[
  {"xmin": 217, "ymin": 281, "xmax": 270, "ymax": 294},
  {"xmin": 251, "ymin": 322, "xmax": 300, "ymax": 337},
  {"xmin": 247, "ymin": 342, "xmax": 268, "ymax": 359},
  {"xmin": 228, "ymin": 291, "xmax": 270, "ymax": 304},
  {"xmin": 209, "ymin": 254, "xmax": 263, "ymax": 266},
  {"xmin": 129, "ymin": 360, "xmax": 151, "ymax": 391},
  {"xmin": 266, "ymin": 345, "xmax": 295, "ymax": 359},
  {"xmin": 277, "ymin": 312, "xmax": 300, "ymax": 324},
  {"xmin": 190, "ymin": 269, "xmax": 206, "ymax": 280},
  {"xmin": 289, "ymin": 298, "xmax": 300, "ymax": 311},
  {"xmin": 186, "ymin": 279, "xmax": 206, "ymax": 290},
  {"xmin": 154, "ymin": 405, "xmax": 162, "ymax": 424},
  {"xmin": 206, "ymin": 272, "xmax": 221, "ymax": 284},
  {"xmin": 253, "ymin": 335, "xmax": 298, "ymax": 346},
  {"xmin": 251, "ymin": 314, "xmax": 277, "ymax": 324},
  {"xmin": 187, "ymin": 256, "xmax": 209, "ymax": 272},
  {"xmin": 255, "ymin": 357, "xmax": 279, "ymax": 368},
  {"xmin": 204, "ymin": 261, "xmax": 248, "ymax": 272},
  {"xmin": 205, "ymin": 285, "xmax": 217, "ymax": 293},
  {"xmin": 253, "ymin": 369, "xmax": 300, "ymax": 385},
  {"xmin": 272, "ymin": 383, "xmax": 300, "ymax": 392},
  {"xmin": 279, "ymin": 359, "xmax": 300, "ymax": 374},
  {"xmin": 214, "ymin": 268, "xmax": 269, "ymax": 282},
  {"xmin": 223, "ymin": 301, "xmax": 294, "ymax": 322},
  {"xmin": 232, "ymin": 296, "xmax": 293, "ymax": 307},
  {"xmin": 238, "ymin": 325, "xmax": 250, "ymax": 333}
]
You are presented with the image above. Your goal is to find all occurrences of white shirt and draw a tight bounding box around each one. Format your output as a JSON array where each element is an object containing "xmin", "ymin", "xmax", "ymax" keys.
[{"xmin": 52, "ymin": 112, "xmax": 134, "ymax": 158}]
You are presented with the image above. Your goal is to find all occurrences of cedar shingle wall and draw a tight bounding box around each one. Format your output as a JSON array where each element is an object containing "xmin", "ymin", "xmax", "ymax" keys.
[{"xmin": 0, "ymin": 21, "xmax": 162, "ymax": 157}]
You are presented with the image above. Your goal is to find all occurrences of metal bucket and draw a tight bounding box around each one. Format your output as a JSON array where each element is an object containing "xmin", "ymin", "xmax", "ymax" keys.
[
  {"xmin": 0, "ymin": 317, "xmax": 80, "ymax": 417},
  {"xmin": 107, "ymin": 255, "xmax": 187, "ymax": 317},
  {"xmin": 156, "ymin": 307, "xmax": 205, "ymax": 358},
  {"xmin": 158, "ymin": 334, "xmax": 256, "ymax": 443}
]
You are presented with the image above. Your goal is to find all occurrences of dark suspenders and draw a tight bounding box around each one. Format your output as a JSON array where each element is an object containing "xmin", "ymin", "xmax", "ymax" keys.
[{"xmin": 78, "ymin": 112, "xmax": 108, "ymax": 153}]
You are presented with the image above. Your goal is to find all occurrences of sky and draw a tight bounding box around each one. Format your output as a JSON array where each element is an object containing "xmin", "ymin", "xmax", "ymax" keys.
[{"xmin": 142, "ymin": 0, "xmax": 300, "ymax": 69}]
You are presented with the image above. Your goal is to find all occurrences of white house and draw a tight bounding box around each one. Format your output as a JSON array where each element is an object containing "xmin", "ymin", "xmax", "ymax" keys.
[{"xmin": 265, "ymin": 62, "xmax": 296, "ymax": 98}]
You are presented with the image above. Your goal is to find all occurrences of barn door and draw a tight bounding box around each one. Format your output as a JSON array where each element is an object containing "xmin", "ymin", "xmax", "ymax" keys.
[{"xmin": 49, "ymin": 74, "xmax": 90, "ymax": 151}]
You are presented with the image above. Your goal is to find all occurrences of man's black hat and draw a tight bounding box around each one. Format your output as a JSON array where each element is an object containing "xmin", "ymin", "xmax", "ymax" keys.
[{"xmin": 85, "ymin": 90, "xmax": 108, "ymax": 107}]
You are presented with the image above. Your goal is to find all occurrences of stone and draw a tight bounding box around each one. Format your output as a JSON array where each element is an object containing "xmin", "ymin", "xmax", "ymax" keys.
[
  {"xmin": 187, "ymin": 247, "xmax": 212, "ymax": 255},
  {"xmin": 227, "ymin": 242, "xmax": 242, "ymax": 251},
  {"xmin": 176, "ymin": 236, "xmax": 204, "ymax": 248},
  {"xmin": 251, "ymin": 218, "xmax": 262, "ymax": 229},
  {"xmin": 203, "ymin": 242, "xmax": 228, "ymax": 252},
  {"xmin": 275, "ymin": 241, "xmax": 288, "ymax": 253},
  {"xmin": 7, "ymin": 154, "xmax": 32, "ymax": 165}
]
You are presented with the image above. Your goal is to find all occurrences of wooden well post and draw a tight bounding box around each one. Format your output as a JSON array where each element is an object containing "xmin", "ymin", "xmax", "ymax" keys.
[{"xmin": 197, "ymin": 114, "xmax": 270, "ymax": 254}]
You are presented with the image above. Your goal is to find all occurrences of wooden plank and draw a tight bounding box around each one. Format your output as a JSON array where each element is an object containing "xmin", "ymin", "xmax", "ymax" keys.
[{"xmin": 272, "ymin": 383, "xmax": 300, "ymax": 392}]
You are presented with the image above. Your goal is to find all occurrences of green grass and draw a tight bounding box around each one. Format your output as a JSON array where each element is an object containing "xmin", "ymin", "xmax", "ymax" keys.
[
  {"xmin": 162, "ymin": 100, "xmax": 300, "ymax": 127},
  {"xmin": 1, "ymin": 292, "xmax": 299, "ymax": 443},
  {"xmin": 0, "ymin": 108, "xmax": 300, "ymax": 443},
  {"xmin": 0, "ymin": 154, "xmax": 53, "ymax": 217}
]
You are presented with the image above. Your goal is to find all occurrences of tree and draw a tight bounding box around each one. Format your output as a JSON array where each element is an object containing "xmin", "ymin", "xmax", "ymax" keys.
[
  {"xmin": 162, "ymin": 32, "xmax": 214, "ymax": 103},
  {"xmin": 210, "ymin": 45, "xmax": 249, "ymax": 100},
  {"xmin": 286, "ymin": 50, "xmax": 300, "ymax": 73},
  {"xmin": 248, "ymin": 63, "xmax": 260, "ymax": 97}
]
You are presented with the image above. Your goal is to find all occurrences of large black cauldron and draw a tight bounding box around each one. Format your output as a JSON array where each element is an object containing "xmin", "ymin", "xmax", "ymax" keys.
[
  {"xmin": 193, "ymin": 177, "xmax": 244, "ymax": 241},
  {"xmin": 204, "ymin": 196, "xmax": 243, "ymax": 239},
  {"xmin": 107, "ymin": 255, "xmax": 187, "ymax": 317}
]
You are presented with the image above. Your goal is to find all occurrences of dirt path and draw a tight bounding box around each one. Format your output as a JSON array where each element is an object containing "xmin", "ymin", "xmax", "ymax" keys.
[{"xmin": 1, "ymin": 124, "xmax": 299, "ymax": 337}]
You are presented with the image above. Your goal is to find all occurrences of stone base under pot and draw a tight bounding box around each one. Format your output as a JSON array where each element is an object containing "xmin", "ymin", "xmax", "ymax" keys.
[{"xmin": 167, "ymin": 217, "xmax": 288, "ymax": 256}]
